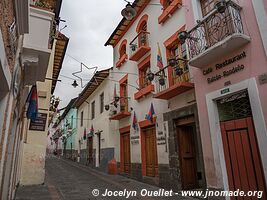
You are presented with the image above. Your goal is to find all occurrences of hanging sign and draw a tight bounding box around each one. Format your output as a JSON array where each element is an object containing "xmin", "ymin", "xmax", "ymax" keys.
[{"xmin": 29, "ymin": 113, "xmax": 47, "ymax": 131}]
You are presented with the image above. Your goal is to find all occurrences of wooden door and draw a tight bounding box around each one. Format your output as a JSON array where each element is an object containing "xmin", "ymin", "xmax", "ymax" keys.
[
  {"xmin": 122, "ymin": 133, "xmax": 131, "ymax": 173},
  {"xmin": 145, "ymin": 127, "xmax": 158, "ymax": 177},
  {"xmin": 221, "ymin": 117, "xmax": 266, "ymax": 200},
  {"xmin": 87, "ymin": 137, "xmax": 93, "ymax": 164},
  {"xmin": 177, "ymin": 126, "xmax": 198, "ymax": 189}
]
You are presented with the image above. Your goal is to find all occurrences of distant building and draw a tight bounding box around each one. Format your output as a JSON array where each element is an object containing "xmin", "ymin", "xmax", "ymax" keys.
[{"xmin": 74, "ymin": 68, "xmax": 120, "ymax": 172}]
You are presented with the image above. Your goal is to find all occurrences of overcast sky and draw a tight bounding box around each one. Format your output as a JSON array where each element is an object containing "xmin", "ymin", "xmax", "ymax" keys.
[{"xmin": 54, "ymin": 0, "xmax": 126, "ymax": 108}]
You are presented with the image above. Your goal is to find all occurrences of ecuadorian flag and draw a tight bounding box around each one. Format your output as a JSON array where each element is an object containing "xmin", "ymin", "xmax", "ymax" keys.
[
  {"xmin": 26, "ymin": 85, "xmax": 38, "ymax": 121},
  {"xmin": 157, "ymin": 43, "xmax": 163, "ymax": 69}
]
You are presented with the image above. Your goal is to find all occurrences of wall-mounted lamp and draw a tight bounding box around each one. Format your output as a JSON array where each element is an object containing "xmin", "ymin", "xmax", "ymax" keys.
[
  {"xmin": 214, "ymin": 0, "xmax": 227, "ymax": 13},
  {"xmin": 121, "ymin": 3, "xmax": 137, "ymax": 20},
  {"xmin": 105, "ymin": 104, "xmax": 110, "ymax": 111},
  {"xmin": 146, "ymin": 58, "xmax": 187, "ymax": 86}
]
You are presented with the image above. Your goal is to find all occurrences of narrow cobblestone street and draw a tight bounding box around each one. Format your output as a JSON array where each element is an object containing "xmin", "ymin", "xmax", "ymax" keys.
[{"xmin": 15, "ymin": 156, "xmax": 196, "ymax": 200}]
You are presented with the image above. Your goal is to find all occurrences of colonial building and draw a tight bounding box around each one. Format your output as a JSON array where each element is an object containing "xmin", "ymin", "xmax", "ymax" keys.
[
  {"xmin": 74, "ymin": 68, "xmax": 120, "ymax": 172},
  {"xmin": 60, "ymin": 97, "xmax": 78, "ymax": 160},
  {"xmin": 105, "ymin": 0, "xmax": 205, "ymax": 190},
  {"xmin": 183, "ymin": 0, "xmax": 267, "ymax": 196},
  {"xmin": 0, "ymin": 0, "xmax": 68, "ymax": 198}
]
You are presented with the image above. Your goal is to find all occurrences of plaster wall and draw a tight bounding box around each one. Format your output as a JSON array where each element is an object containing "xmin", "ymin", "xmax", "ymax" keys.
[
  {"xmin": 111, "ymin": 0, "xmax": 188, "ymax": 166},
  {"xmin": 186, "ymin": 0, "xmax": 267, "ymax": 189}
]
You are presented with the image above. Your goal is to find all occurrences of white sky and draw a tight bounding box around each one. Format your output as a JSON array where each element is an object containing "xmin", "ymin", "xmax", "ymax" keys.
[{"xmin": 54, "ymin": 0, "xmax": 126, "ymax": 108}]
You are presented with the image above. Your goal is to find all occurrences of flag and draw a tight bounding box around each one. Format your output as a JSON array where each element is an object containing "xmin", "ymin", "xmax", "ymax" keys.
[
  {"xmin": 89, "ymin": 124, "xmax": 94, "ymax": 136},
  {"xmin": 132, "ymin": 111, "xmax": 138, "ymax": 131},
  {"xmin": 83, "ymin": 128, "xmax": 86, "ymax": 140},
  {"xmin": 146, "ymin": 103, "xmax": 155, "ymax": 123},
  {"xmin": 157, "ymin": 43, "xmax": 163, "ymax": 69},
  {"xmin": 26, "ymin": 85, "xmax": 38, "ymax": 121}
]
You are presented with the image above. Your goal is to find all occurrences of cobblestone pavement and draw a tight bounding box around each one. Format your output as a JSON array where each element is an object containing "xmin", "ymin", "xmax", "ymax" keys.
[{"xmin": 15, "ymin": 156, "xmax": 198, "ymax": 200}]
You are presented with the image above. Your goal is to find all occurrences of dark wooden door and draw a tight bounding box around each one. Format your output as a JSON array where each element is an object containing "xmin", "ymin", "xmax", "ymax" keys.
[
  {"xmin": 220, "ymin": 117, "xmax": 266, "ymax": 200},
  {"xmin": 122, "ymin": 133, "xmax": 131, "ymax": 173},
  {"xmin": 87, "ymin": 137, "xmax": 93, "ymax": 164},
  {"xmin": 145, "ymin": 127, "xmax": 158, "ymax": 177},
  {"xmin": 177, "ymin": 126, "xmax": 198, "ymax": 189}
]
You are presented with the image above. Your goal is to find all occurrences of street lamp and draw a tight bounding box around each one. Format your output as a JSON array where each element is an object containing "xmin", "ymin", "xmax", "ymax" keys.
[
  {"xmin": 72, "ymin": 80, "xmax": 78, "ymax": 88},
  {"xmin": 121, "ymin": 3, "xmax": 137, "ymax": 20}
]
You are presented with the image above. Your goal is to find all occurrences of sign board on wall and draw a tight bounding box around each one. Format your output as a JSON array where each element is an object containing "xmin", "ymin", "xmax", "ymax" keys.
[{"xmin": 29, "ymin": 113, "xmax": 47, "ymax": 131}]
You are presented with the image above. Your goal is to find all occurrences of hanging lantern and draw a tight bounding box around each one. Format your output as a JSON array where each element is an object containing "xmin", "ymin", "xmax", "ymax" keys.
[
  {"xmin": 168, "ymin": 57, "xmax": 177, "ymax": 67},
  {"xmin": 214, "ymin": 0, "xmax": 227, "ymax": 13},
  {"xmin": 175, "ymin": 67, "xmax": 184, "ymax": 76},
  {"xmin": 72, "ymin": 80, "xmax": 78, "ymax": 88},
  {"xmin": 178, "ymin": 31, "xmax": 188, "ymax": 44},
  {"xmin": 159, "ymin": 75, "xmax": 165, "ymax": 86},
  {"xmin": 105, "ymin": 104, "xmax": 110, "ymax": 111},
  {"xmin": 147, "ymin": 69, "xmax": 154, "ymax": 82},
  {"xmin": 121, "ymin": 3, "xmax": 137, "ymax": 20},
  {"xmin": 114, "ymin": 96, "xmax": 120, "ymax": 102}
]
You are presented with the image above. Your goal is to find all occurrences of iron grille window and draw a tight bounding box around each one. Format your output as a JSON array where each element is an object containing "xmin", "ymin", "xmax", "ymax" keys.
[{"xmin": 217, "ymin": 91, "xmax": 252, "ymax": 122}]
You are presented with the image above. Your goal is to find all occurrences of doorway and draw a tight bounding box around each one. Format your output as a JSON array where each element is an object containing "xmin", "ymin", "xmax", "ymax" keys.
[
  {"xmin": 176, "ymin": 116, "xmax": 198, "ymax": 190},
  {"xmin": 87, "ymin": 137, "xmax": 93, "ymax": 164},
  {"xmin": 121, "ymin": 132, "xmax": 131, "ymax": 173},
  {"xmin": 218, "ymin": 91, "xmax": 266, "ymax": 199},
  {"xmin": 143, "ymin": 126, "xmax": 158, "ymax": 177}
]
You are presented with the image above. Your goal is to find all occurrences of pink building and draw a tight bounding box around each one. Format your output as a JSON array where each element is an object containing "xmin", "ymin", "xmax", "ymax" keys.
[{"xmin": 184, "ymin": 0, "xmax": 267, "ymax": 197}]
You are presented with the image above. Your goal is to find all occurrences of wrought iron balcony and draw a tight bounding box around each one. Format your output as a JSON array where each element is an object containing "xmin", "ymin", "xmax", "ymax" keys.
[
  {"xmin": 153, "ymin": 60, "xmax": 194, "ymax": 100},
  {"xmin": 129, "ymin": 31, "xmax": 151, "ymax": 61},
  {"xmin": 187, "ymin": 0, "xmax": 250, "ymax": 68},
  {"xmin": 109, "ymin": 97, "xmax": 131, "ymax": 120}
]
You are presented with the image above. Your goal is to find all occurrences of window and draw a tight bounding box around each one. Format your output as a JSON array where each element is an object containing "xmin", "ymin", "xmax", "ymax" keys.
[
  {"xmin": 71, "ymin": 115, "xmax": 73, "ymax": 128},
  {"xmin": 200, "ymin": 0, "xmax": 216, "ymax": 16},
  {"xmin": 100, "ymin": 93, "xmax": 104, "ymax": 114},
  {"xmin": 91, "ymin": 101, "xmax": 95, "ymax": 119},
  {"xmin": 138, "ymin": 58, "xmax": 151, "ymax": 89},
  {"xmin": 80, "ymin": 111, "xmax": 83, "ymax": 127},
  {"xmin": 119, "ymin": 75, "xmax": 128, "ymax": 112},
  {"xmin": 119, "ymin": 44, "xmax": 126, "ymax": 58}
]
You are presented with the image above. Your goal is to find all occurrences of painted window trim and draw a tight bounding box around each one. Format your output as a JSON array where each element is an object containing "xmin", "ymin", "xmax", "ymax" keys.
[
  {"xmin": 116, "ymin": 39, "xmax": 128, "ymax": 68},
  {"xmin": 158, "ymin": 0, "xmax": 182, "ymax": 24},
  {"xmin": 136, "ymin": 14, "xmax": 149, "ymax": 33}
]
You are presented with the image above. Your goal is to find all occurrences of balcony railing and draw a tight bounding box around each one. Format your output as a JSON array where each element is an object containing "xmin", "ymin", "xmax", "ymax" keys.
[
  {"xmin": 129, "ymin": 31, "xmax": 151, "ymax": 61},
  {"xmin": 187, "ymin": 1, "xmax": 250, "ymax": 68},
  {"xmin": 154, "ymin": 61, "xmax": 194, "ymax": 100},
  {"xmin": 110, "ymin": 97, "xmax": 131, "ymax": 120}
]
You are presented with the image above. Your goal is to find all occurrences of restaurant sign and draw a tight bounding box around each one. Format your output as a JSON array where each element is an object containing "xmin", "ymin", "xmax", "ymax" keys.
[{"xmin": 203, "ymin": 51, "xmax": 246, "ymax": 84}]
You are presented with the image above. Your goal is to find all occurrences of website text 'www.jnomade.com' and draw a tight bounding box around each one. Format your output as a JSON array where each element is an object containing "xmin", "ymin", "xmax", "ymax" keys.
[{"xmin": 91, "ymin": 188, "xmax": 264, "ymax": 199}]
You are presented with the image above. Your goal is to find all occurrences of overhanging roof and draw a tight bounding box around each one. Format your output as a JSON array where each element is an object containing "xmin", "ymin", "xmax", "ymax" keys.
[
  {"xmin": 51, "ymin": 32, "xmax": 69, "ymax": 94},
  {"xmin": 74, "ymin": 68, "xmax": 111, "ymax": 108},
  {"xmin": 104, "ymin": 0, "xmax": 150, "ymax": 47},
  {"xmin": 60, "ymin": 97, "xmax": 77, "ymax": 120}
]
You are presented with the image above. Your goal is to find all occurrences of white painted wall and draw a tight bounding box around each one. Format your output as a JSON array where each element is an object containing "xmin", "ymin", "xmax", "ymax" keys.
[
  {"xmin": 111, "ymin": 0, "xmax": 187, "ymax": 165},
  {"xmin": 76, "ymin": 76, "xmax": 120, "ymax": 165}
]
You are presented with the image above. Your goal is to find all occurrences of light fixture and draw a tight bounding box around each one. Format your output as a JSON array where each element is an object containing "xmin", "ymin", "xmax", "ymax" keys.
[
  {"xmin": 159, "ymin": 74, "xmax": 165, "ymax": 86},
  {"xmin": 147, "ymin": 69, "xmax": 154, "ymax": 82},
  {"xmin": 178, "ymin": 31, "xmax": 188, "ymax": 44},
  {"xmin": 114, "ymin": 96, "xmax": 120, "ymax": 102},
  {"xmin": 175, "ymin": 67, "xmax": 184, "ymax": 76},
  {"xmin": 105, "ymin": 104, "xmax": 110, "ymax": 111},
  {"xmin": 121, "ymin": 3, "xmax": 137, "ymax": 20},
  {"xmin": 214, "ymin": 0, "xmax": 227, "ymax": 13},
  {"xmin": 72, "ymin": 80, "xmax": 78, "ymax": 88},
  {"xmin": 168, "ymin": 57, "xmax": 177, "ymax": 67}
]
